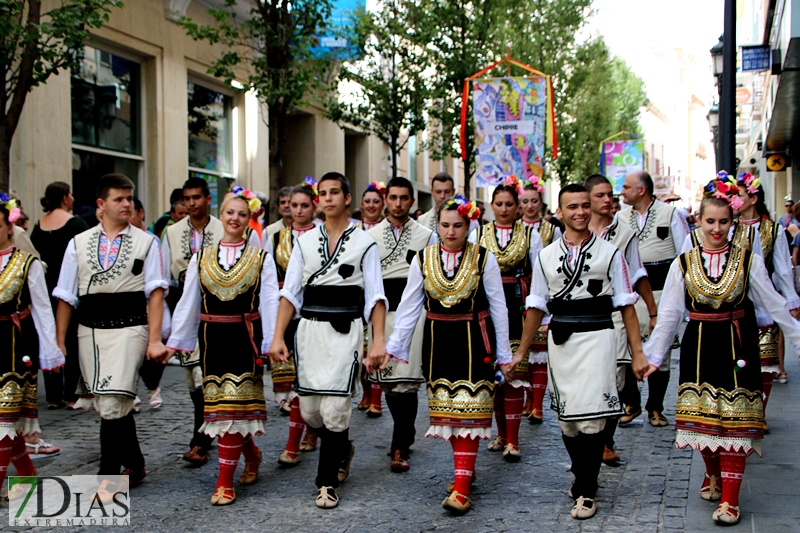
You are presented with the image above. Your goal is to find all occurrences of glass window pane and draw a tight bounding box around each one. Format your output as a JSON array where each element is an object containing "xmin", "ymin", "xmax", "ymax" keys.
[
  {"xmin": 71, "ymin": 46, "xmax": 141, "ymax": 154},
  {"xmin": 188, "ymin": 171, "xmax": 232, "ymax": 218},
  {"xmin": 188, "ymin": 82, "xmax": 232, "ymax": 173},
  {"xmin": 72, "ymin": 149, "xmax": 139, "ymax": 226}
]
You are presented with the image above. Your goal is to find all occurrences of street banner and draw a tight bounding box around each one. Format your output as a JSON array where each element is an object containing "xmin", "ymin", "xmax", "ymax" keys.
[
  {"xmin": 473, "ymin": 76, "xmax": 549, "ymax": 188},
  {"xmin": 600, "ymin": 139, "xmax": 645, "ymax": 194}
]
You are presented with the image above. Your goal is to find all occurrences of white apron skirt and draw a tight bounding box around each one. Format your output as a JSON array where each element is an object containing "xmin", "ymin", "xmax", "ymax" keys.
[
  {"xmin": 547, "ymin": 328, "xmax": 623, "ymax": 422},
  {"xmin": 294, "ymin": 318, "xmax": 363, "ymax": 396}
]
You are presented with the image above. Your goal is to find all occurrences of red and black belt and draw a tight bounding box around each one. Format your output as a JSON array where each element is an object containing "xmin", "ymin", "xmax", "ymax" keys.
[
  {"xmin": 426, "ymin": 308, "xmax": 492, "ymax": 353},
  {"xmin": 200, "ymin": 311, "xmax": 261, "ymax": 356},
  {"xmin": 0, "ymin": 307, "xmax": 31, "ymax": 332}
]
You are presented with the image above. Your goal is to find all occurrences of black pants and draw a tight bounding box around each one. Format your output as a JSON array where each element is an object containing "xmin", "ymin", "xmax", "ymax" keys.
[
  {"xmin": 562, "ymin": 431, "xmax": 605, "ymax": 499},
  {"xmin": 44, "ymin": 318, "xmax": 82, "ymax": 404},
  {"xmin": 384, "ymin": 391, "xmax": 417, "ymax": 457},
  {"xmin": 98, "ymin": 413, "xmax": 144, "ymax": 475},
  {"xmin": 139, "ymin": 358, "xmax": 165, "ymax": 391},
  {"xmin": 313, "ymin": 426, "xmax": 350, "ymax": 488},
  {"xmin": 601, "ymin": 417, "xmax": 619, "ymax": 451},
  {"xmin": 189, "ymin": 389, "xmax": 213, "ymax": 451},
  {"xmin": 644, "ymin": 370, "xmax": 670, "ymax": 414},
  {"xmin": 620, "ymin": 363, "xmax": 641, "ymax": 410}
]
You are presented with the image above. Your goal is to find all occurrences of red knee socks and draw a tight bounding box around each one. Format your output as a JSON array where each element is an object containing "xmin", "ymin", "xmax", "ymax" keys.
[
  {"xmin": 762, "ymin": 371, "xmax": 775, "ymax": 414},
  {"xmin": 719, "ymin": 450, "xmax": 747, "ymax": 507},
  {"xmin": 504, "ymin": 385, "xmax": 524, "ymax": 447},
  {"xmin": 10, "ymin": 436, "xmax": 35, "ymax": 476},
  {"xmin": 216, "ymin": 434, "xmax": 244, "ymax": 489},
  {"xmin": 359, "ymin": 371, "xmax": 369, "ymax": 405},
  {"xmin": 530, "ymin": 363, "xmax": 548, "ymax": 413},
  {"xmin": 370, "ymin": 384, "xmax": 382, "ymax": 409},
  {"xmin": 241, "ymin": 435, "xmax": 259, "ymax": 463},
  {"xmin": 286, "ymin": 397, "xmax": 305, "ymax": 454},
  {"xmin": 493, "ymin": 385, "xmax": 507, "ymax": 440},
  {"xmin": 700, "ymin": 448, "xmax": 721, "ymax": 490},
  {"xmin": 0, "ymin": 436, "xmax": 14, "ymax": 489},
  {"xmin": 451, "ymin": 436, "xmax": 479, "ymax": 500}
]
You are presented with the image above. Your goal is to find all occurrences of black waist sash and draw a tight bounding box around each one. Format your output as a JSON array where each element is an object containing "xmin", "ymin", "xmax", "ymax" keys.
[
  {"xmin": 383, "ymin": 278, "xmax": 408, "ymax": 312},
  {"xmin": 78, "ymin": 292, "xmax": 148, "ymax": 329},
  {"xmin": 300, "ymin": 285, "xmax": 364, "ymax": 334},
  {"xmin": 644, "ymin": 259, "xmax": 672, "ymax": 291},
  {"xmin": 547, "ymin": 295, "xmax": 614, "ymax": 345}
]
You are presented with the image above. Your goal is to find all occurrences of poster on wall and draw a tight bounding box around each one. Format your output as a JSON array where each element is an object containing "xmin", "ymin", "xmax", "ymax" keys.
[
  {"xmin": 473, "ymin": 76, "xmax": 548, "ymax": 188},
  {"xmin": 600, "ymin": 139, "xmax": 645, "ymax": 194}
]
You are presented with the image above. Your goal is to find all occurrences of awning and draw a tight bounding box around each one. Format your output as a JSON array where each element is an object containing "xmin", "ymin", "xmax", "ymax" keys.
[{"xmin": 765, "ymin": 38, "xmax": 800, "ymax": 153}]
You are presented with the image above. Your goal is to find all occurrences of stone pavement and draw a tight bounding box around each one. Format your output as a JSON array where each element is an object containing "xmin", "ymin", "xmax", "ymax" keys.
[{"xmin": 1, "ymin": 348, "xmax": 795, "ymax": 532}]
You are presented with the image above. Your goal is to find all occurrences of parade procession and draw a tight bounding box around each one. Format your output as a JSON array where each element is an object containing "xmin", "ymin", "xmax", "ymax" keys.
[{"xmin": 2, "ymin": 0, "xmax": 799, "ymax": 530}]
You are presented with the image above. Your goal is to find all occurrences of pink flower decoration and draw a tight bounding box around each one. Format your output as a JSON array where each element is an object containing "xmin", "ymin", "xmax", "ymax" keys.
[
  {"xmin": 730, "ymin": 196, "xmax": 744, "ymax": 211},
  {"xmin": 8, "ymin": 207, "xmax": 20, "ymax": 223}
]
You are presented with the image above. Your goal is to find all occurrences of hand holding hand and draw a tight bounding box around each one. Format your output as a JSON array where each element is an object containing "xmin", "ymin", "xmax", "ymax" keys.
[
  {"xmin": 269, "ymin": 340, "xmax": 289, "ymax": 364},
  {"xmin": 365, "ymin": 340, "xmax": 389, "ymax": 373}
]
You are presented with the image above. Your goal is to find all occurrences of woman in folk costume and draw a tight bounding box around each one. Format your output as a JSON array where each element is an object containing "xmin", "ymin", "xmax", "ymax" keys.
[
  {"xmin": 0, "ymin": 197, "xmax": 64, "ymax": 500},
  {"xmin": 518, "ymin": 176, "xmax": 560, "ymax": 423},
  {"xmin": 387, "ymin": 195, "xmax": 512, "ymax": 514},
  {"xmin": 468, "ymin": 176, "xmax": 543, "ymax": 462},
  {"xmin": 167, "ymin": 187, "xmax": 279, "ymax": 506},
  {"xmin": 734, "ymin": 172, "xmax": 800, "ymax": 430},
  {"xmin": 264, "ymin": 177, "xmax": 319, "ymax": 464},
  {"xmin": 357, "ymin": 181, "xmax": 386, "ymax": 417},
  {"xmin": 643, "ymin": 176, "xmax": 800, "ymax": 525}
]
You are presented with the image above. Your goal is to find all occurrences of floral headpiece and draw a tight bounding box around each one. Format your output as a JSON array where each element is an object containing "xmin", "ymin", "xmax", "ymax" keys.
[
  {"xmin": 442, "ymin": 194, "xmax": 481, "ymax": 221},
  {"xmin": 230, "ymin": 185, "xmax": 262, "ymax": 212},
  {"xmin": 703, "ymin": 171, "xmax": 743, "ymax": 211},
  {"xmin": 520, "ymin": 176, "xmax": 545, "ymax": 195},
  {"xmin": 499, "ymin": 175, "xmax": 525, "ymax": 196},
  {"xmin": 366, "ymin": 181, "xmax": 386, "ymax": 199},
  {"xmin": 737, "ymin": 172, "xmax": 761, "ymax": 195},
  {"xmin": 0, "ymin": 193, "xmax": 20, "ymax": 223},
  {"xmin": 301, "ymin": 176, "xmax": 319, "ymax": 205}
]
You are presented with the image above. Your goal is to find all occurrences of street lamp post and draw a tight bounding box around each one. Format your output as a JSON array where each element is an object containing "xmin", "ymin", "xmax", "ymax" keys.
[
  {"xmin": 711, "ymin": 36, "xmax": 723, "ymax": 99},
  {"xmin": 707, "ymin": 105, "xmax": 720, "ymax": 171},
  {"xmin": 719, "ymin": 0, "xmax": 736, "ymax": 174}
]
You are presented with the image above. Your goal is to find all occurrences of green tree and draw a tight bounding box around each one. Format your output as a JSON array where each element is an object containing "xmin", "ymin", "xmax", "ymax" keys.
[
  {"xmin": 552, "ymin": 36, "xmax": 647, "ymax": 184},
  {"xmin": 326, "ymin": 0, "xmax": 430, "ymax": 179},
  {"xmin": 179, "ymin": 0, "xmax": 334, "ymax": 218},
  {"xmin": 0, "ymin": 0, "xmax": 122, "ymax": 191}
]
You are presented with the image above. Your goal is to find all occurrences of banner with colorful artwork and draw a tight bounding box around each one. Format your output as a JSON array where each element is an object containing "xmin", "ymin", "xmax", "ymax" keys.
[
  {"xmin": 473, "ymin": 76, "xmax": 549, "ymax": 188},
  {"xmin": 600, "ymin": 139, "xmax": 645, "ymax": 194}
]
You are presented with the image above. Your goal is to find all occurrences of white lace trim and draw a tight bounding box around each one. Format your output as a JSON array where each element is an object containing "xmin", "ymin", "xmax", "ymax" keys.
[
  {"xmin": 0, "ymin": 419, "xmax": 41, "ymax": 440},
  {"xmin": 425, "ymin": 426, "xmax": 492, "ymax": 441},
  {"xmin": 760, "ymin": 365, "xmax": 780, "ymax": 374},
  {"xmin": 507, "ymin": 379, "xmax": 531, "ymax": 389},
  {"xmin": 528, "ymin": 351, "xmax": 548, "ymax": 364},
  {"xmin": 200, "ymin": 420, "xmax": 265, "ymax": 438},
  {"xmin": 272, "ymin": 390, "xmax": 298, "ymax": 404},
  {"xmin": 675, "ymin": 430, "xmax": 762, "ymax": 457},
  {"xmin": 73, "ymin": 397, "xmax": 98, "ymax": 413}
]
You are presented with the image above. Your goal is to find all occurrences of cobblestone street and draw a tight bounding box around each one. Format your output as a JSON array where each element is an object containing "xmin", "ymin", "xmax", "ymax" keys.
[{"xmin": 2, "ymin": 348, "xmax": 797, "ymax": 532}]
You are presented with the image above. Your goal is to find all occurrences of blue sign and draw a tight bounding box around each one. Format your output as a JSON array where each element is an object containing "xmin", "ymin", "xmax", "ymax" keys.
[
  {"xmin": 310, "ymin": 0, "xmax": 365, "ymax": 60},
  {"xmin": 741, "ymin": 45, "xmax": 771, "ymax": 71}
]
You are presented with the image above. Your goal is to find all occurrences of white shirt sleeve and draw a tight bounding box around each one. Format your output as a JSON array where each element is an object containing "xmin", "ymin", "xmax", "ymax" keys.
[
  {"xmin": 748, "ymin": 253, "xmax": 800, "ymax": 355},
  {"xmin": 467, "ymin": 229, "xmax": 478, "ymax": 244},
  {"xmin": 261, "ymin": 227, "xmax": 269, "ymax": 249},
  {"xmin": 248, "ymin": 228, "xmax": 261, "ymax": 249},
  {"xmin": 27, "ymin": 259, "xmax": 65, "ymax": 370},
  {"xmin": 385, "ymin": 258, "xmax": 426, "ymax": 362},
  {"xmin": 528, "ymin": 229, "xmax": 544, "ymax": 266},
  {"xmin": 553, "ymin": 226, "xmax": 563, "ymax": 242},
  {"xmin": 642, "ymin": 258, "xmax": 685, "ymax": 368},
  {"xmin": 625, "ymin": 236, "xmax": 647, "ymax": 287},
  {"xmin": 144, "ymin": 236, "xmax": 169, "ymax": 298},
  {"xmin": 429, "ymin": 231, "xmax": 440, "ymax": 245},
  {"xmin": 671, "ymin": 208, "xmax": 690, "ymax": 253},
  {"xmin": 362, "ymin": 244, "xmax": 389, "ymax": 324},
  {"xmin": 769, "ymin": 229, "xmax": 800, "ymax": 310},
  {"xmin": 161, "ymin": 232, "xmax": 178, "ymax": 288},
  {"xmin": 680, "ymin": 233, "xmax": 693, "ymax": 255},
  {"xmin": 610, "ymin": 251, "xmax": 639, "ymax": 308},
  {"xmin": 259, "ymin": 253, "xmax": 281, "ymax": 353},
  {"xmin": 166, "ymin": 254, "xmax": 201, "ymax": 351},
  {"xmin": 278, "ymin": 245, "xmax": 305, "ymax": 319},
  {"xmin": 484, "ymin": 252, "xmax": 512, "ymax": 364},
  {"xmin": 52, "ymin": 239, "xmax": 80, "ymax": 307},
  {"xmin": 263, "ymin": 233, "xmax": 275, "ymax": 258},
  {"xmin": 526, "ymin": 254, "xmax": 550, "ymax": 313}
]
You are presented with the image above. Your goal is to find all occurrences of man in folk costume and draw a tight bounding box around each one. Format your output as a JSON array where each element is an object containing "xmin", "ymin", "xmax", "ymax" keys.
[
  {"xmin": 54, "ymin": 174, "xmax": 168, "ymax": 491},
  {"xmin": 269, "ymin": 172, "xmax": 388, "ymax": 509},
  {"xmin": 585, "ymin": 174, "xmax": 658, "ymax": 464},
  {"xmin": 619, "ymin": 171, "xmax": 689, "ymax": 427},
  {"xmin": 518, "ymin": 176, "xmax": 560, "ymax": 423},
  {"xmin": 734, "ymin": 172, "xmax": 800, "ymax": 430},
  {"xmin": 162, "ymin": 177, "xmax": 260, "ymax": 466},
  {"xmin": 0, "ymin": 196, "xmax": 64, "ymax": 500},
  {"xmin": 357, "ymin": 181, "xmax": 387, "ymax": 417},
  {"xmin": 511, "ymin": 184, "xmax": 650, "ymax": 520},
  {"xmin": 264, "ymin": 177, "xmax": 321, "ymax": 465},
  {"xmin": 417, "ymin": 173, "xmax": 480, "ymax": 236},
  {"xmin": 263, "ymin": 186, "xmax": 294, "ymax": 242},
  {"xmin": 365, "ymin": 177, "xmax": 433, "ymax": 472}
]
